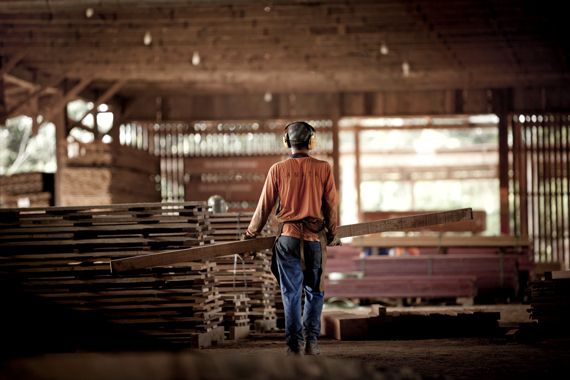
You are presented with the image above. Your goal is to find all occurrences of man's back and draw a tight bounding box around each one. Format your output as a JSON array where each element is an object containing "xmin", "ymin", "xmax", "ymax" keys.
[{"xmin": 270, "ymin": 156, "xmax": 336, "ymax": 241}]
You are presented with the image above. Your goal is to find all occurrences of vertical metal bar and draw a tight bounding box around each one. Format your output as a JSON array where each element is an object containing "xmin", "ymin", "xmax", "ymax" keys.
[
  {"xmin": 354, "ymin": 126, "xmax": 362, "ymax": 220},
  {"xmin": 520, "ymin": 118, "xmax": 529, "ymax": 238},
  {"xmin": 512, "ymin": 117, "xmax": 521, "ymax": 236},
  {"xmin": 531, "ymin": 123, "xmax": 539, "ymax": 262},
  {"xmin": 526, "ymin": 123, "xmax": 534, "ymax": 253},
  {"xmin": 499, "ymin": 113, "xmax": 511, "ymax": 234},
  {"xmin": 564, "ymin": 119, "xmax": 570, "ymax": 268},
  {"xmin": 544, "ymin": 117, "xmax": 551, "ymax": 262},
  {"xmin": 538, "ymin": 118, "xmax": 546, "ymax": 262},
  {"xmin": 555, "ymin": 117, "xmax": 564, "ymax": 265}
]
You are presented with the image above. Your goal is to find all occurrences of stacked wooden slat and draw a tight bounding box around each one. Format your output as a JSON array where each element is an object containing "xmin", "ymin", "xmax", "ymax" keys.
[
  {"xmin": 322, "ymin": 308, "xmax": 501, "ymax": 340},
  {"xmin": 326, "ymin": 245, "xmax": 361, "ymax": 274},
  {"xmin": 325, "ymin": 275, "xmax": 477, "ymax": 299},
  {"xmin": 356, "ymin": 255, "xmax": 519, "ymax": 296},
  {"xmin": 209, "ymin": 211, "xmax": 254, "ymax": 242},
  {"xmin": 220, "ymin": 293, "xmax": 251, "ymax": 340},
  {"xmin": 0, "ymin": 202, "xmax": 225, "ymax": 347},
  {"xmin": 528, "ymin": 271, "xmax": 570, "ymax": 336},
  {"xmin": 209, "ymin": 211, "xmax": 278, "ymax": 332},
  {"xmin": 62, "ymin": 143, "xmax": 160, "ymax": 206},
  {"xmin": 0, "ymin": 172, "xmax": 54, "ymax": 208},
  {"xmin": 245, "ymin": 250, "xmax": 278, "ymax": 331},
  {"xmin": 213, "ymin": 251, "xmax": 278, "ymax": 332},
  {"xmin": 0, "ymin": 202, "xmax": 214, "ymax": 252}
]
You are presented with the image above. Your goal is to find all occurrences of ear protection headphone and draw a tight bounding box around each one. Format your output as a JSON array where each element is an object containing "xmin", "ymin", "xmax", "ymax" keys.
[{"xmin": 282, "ymin": 122, "xmax": 317, "ymax": 150}]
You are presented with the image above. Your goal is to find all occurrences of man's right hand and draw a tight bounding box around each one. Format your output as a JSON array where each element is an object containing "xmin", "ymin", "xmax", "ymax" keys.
[{"xmin": 326, "ymin": 231, "xmax": 341, "ymax": 246}]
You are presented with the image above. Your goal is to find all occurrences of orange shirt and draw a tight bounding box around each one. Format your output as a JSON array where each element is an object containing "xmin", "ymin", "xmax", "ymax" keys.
[{"xmin": 247, "ymin": 155, "xmax": 338, "ymax": 241}]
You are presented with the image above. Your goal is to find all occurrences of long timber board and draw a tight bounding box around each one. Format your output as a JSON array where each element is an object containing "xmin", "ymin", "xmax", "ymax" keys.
[{"xmin": 111, "ymin": 208, "xmax": 472, "ymax": 273}]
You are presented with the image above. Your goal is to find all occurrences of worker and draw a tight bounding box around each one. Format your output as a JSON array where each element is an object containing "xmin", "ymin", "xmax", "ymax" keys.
[{"xmin": 244, "ymin": 121, "xmax": 339, "ymax": 356}]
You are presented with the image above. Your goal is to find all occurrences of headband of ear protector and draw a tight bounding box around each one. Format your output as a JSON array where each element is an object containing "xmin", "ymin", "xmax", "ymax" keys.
[{"xmin": 282, "ymin": 121, "xmax": 317, "ymax": 150}]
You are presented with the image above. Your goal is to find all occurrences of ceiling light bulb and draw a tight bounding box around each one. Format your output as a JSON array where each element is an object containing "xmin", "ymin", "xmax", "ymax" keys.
[
  {"xmin": 192, "ymin": 51, "xmax": 201, "ymax": 66},
  {"xmin": 264, "ymin": 6, "xmax": 271, "ymax": 12},
  {"xmin": 402, "ymin": 61, "xmax": 410, "ymax": 77},
  {"xmin": 143, "ymin": 31, "xmax": 152, "ymax": 46},
  {"xmin": 380, "ymin": 42, "xmax": 389, "ymax": 55},
  {"xmin": 85, "ymin": 8, "xmax": 94, "ymax": 18},
  {"xmin": 264, "ymin": 92, "xmax": 273, "ymax": 102}
]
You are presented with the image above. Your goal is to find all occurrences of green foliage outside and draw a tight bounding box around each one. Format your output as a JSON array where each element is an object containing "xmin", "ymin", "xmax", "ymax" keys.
[{"xmin": 0, "ymin": 116, "xmax": 56, "ymax": 176}]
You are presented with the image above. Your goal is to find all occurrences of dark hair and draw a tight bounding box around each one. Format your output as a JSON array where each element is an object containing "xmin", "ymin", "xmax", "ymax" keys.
[{"xmin": 291, "ymin": 140, "xmax": 309, "ymax": 149}]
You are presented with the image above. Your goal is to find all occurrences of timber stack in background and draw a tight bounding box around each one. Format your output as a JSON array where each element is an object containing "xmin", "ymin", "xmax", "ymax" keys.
[
  {"xmin": 0, "ymin": 172, "xmax": 54, "ymax": 208},
  {"xmin": 61, "ymin": 142, "xmax": 160, "ymax": 206},
  {"xmin": 528, "ymin": 271, "xmax": 570, "ymax": 337}
]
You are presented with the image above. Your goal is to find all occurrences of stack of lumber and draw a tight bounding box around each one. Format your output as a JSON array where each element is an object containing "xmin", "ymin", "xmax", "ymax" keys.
[
  {"xmin": 209, "ymin": 211, "xmax": 254, "ymax": 242},
  {"xmin": 326, "ymin": 245, "xmax": 361, "ymax": 274},
  {"xmin": 325, "ymin": 275, "xmax": 477, "ymax": 299},
  {"xmin": 0, "ymin": 202, "xmax": 213, "ymax": 253},
  {"xmin": 0, "ymin": 172, "xmax": 54, "ymax": 207},
  {"xmin": 274, "ymin": 286, "xmax": 285, "ymax": 329},
  {"xmin": 62, "ymin": 143, "xmax": 160, "ymax": 206},
  {"xmin": 322, "ymin": 308, "xmax": 501, "ymax": 340},
  {"xmin": 0, "ymin": 202, "xmax": 226, "ymax": 348},
  {"xmin": 213, "ymin": 251, "xmax": 278, "ymax": 332},
  {"xmin": 220, "ymin": 293, "xmax": 251, "ymax": 340},
  {"xmin": 246, "ymin": 250, "xmax": 278, "ymax": 332},
  {"xmin": 528, "ymin": 270, "xmax": 570, "ymax": 336},
  {"xmin": 356, "ymin": 254, "xmax": 519, "ymax": 296},
  {"xmin": 210, "ymin": 211, "xmax": 278, "ymax": 332}
]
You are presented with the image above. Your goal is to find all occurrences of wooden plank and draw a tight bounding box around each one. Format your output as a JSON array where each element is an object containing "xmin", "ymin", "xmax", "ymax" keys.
[
  {"xmin": 111, "ymin": 236, "xmax": 276, "ymax": 273},
  {"xmin": 111, "ymin": 208, "xmax": 472, "ymax": 273},
  {"xmin": 336, "ymin": 208, "xmax": 472, "ymax": 238}
]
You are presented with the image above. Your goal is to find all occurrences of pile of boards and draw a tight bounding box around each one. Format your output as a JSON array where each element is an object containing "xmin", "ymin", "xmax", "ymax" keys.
[
  {"xmin": 61, "ymin": 143, "xmax": 160, "ymax": 206},
  {"xmin": 528, "ymin": 270, "xmax": 570, "ymax": 336},
  {"xmin": 325, "ymin": 236, "xmax": 534, "ymax": 302},
  {"xmin": 0, "ymin": 172, "xmax": 54, "ymax": 208},
  {"xmin": 321, "ymin": 306, "xmax": 501, "ymax": 340},
  {"xmin": 210, "ymin": 212, "xmax": 279, "ymax": 333},
  {"xmin": 0, "ymin": 202, "xmax": 222, "ymax": 348}
]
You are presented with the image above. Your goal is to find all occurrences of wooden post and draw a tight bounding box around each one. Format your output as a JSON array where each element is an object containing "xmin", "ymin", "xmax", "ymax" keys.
[
  {"xmin": 493, "ymin": 89, "xmax": 513, "ymax": 235},
  {"xmin": 0, "ymin": 75, "xmax": 6, "ymax": 123},
  {"xmin": 52, "ymin": 89, "xmax": 67, "ymax": 206}
]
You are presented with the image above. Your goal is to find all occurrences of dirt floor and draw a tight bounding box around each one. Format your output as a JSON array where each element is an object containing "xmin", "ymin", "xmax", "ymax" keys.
[
  {"xmin": 1, "ymin": 304, "xmax": 569, "ymax": 380},
  {"xmin": 199, "ymin": 303, "xmax": 570, "ymax": 380}
]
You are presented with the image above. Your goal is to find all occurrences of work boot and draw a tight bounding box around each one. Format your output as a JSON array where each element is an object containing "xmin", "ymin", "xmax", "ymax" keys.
[
  {"xmin": 305, "ymin": 341, "xmax": 321, "ymax": 355},
  {"xmin": 286, "ymin": 341, "xmax": 305, "ymax": 356}
]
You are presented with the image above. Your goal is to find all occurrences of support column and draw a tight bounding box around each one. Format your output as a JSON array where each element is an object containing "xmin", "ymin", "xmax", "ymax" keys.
[
  {"xmin": 493, "ymin": 89, "xmax": 513, "ymax": 235},
  {"xmin": 52, "ymin": 90, "xmax": 67, "ymax": 206}
]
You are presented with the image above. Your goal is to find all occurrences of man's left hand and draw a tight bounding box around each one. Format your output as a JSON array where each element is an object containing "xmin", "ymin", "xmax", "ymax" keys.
[{"xmin": 241, "ymin": 232, "xmax": 256, "ymax": 240}]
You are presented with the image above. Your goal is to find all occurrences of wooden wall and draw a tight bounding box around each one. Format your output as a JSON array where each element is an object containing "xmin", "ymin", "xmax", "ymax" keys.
[{"xmin": 123, "ymin": 86, "xmax": 570, "ymax": 122}]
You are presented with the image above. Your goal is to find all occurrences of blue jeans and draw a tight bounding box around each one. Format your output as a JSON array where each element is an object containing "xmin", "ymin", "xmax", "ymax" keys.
[{"xmin": 274, "ymin": 236, "xmax": 324, "ymax": 349}]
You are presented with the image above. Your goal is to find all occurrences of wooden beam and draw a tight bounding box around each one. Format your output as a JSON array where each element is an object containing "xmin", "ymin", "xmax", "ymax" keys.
[
  {"xmin": 6, "ymin": 75, "xmax": 63, "ymax": 118},
  {"xmin": 0, "ymin": 50, "xmax": 27, "ymax": 76},
  {"xmin": 5, "ymin": 80, "xmax": 59, "ymax": 119},
  {"xmin": 43, "ymin": 77, "xmax": 92, "ymax": 123},
  {"xmin": 0, "ymin": 76, "xmax": 6, "ymax": 121},
  {"xmin": 3, "ymin": 74, "xmax": 37, "ymax": 90},
  {"xmin": 66, "ymin": 79, "xmax": 126, "ymax": 132},
  {"xmin": 111, "ymin": 208, "xmax": 473, "ymax": 273}
]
